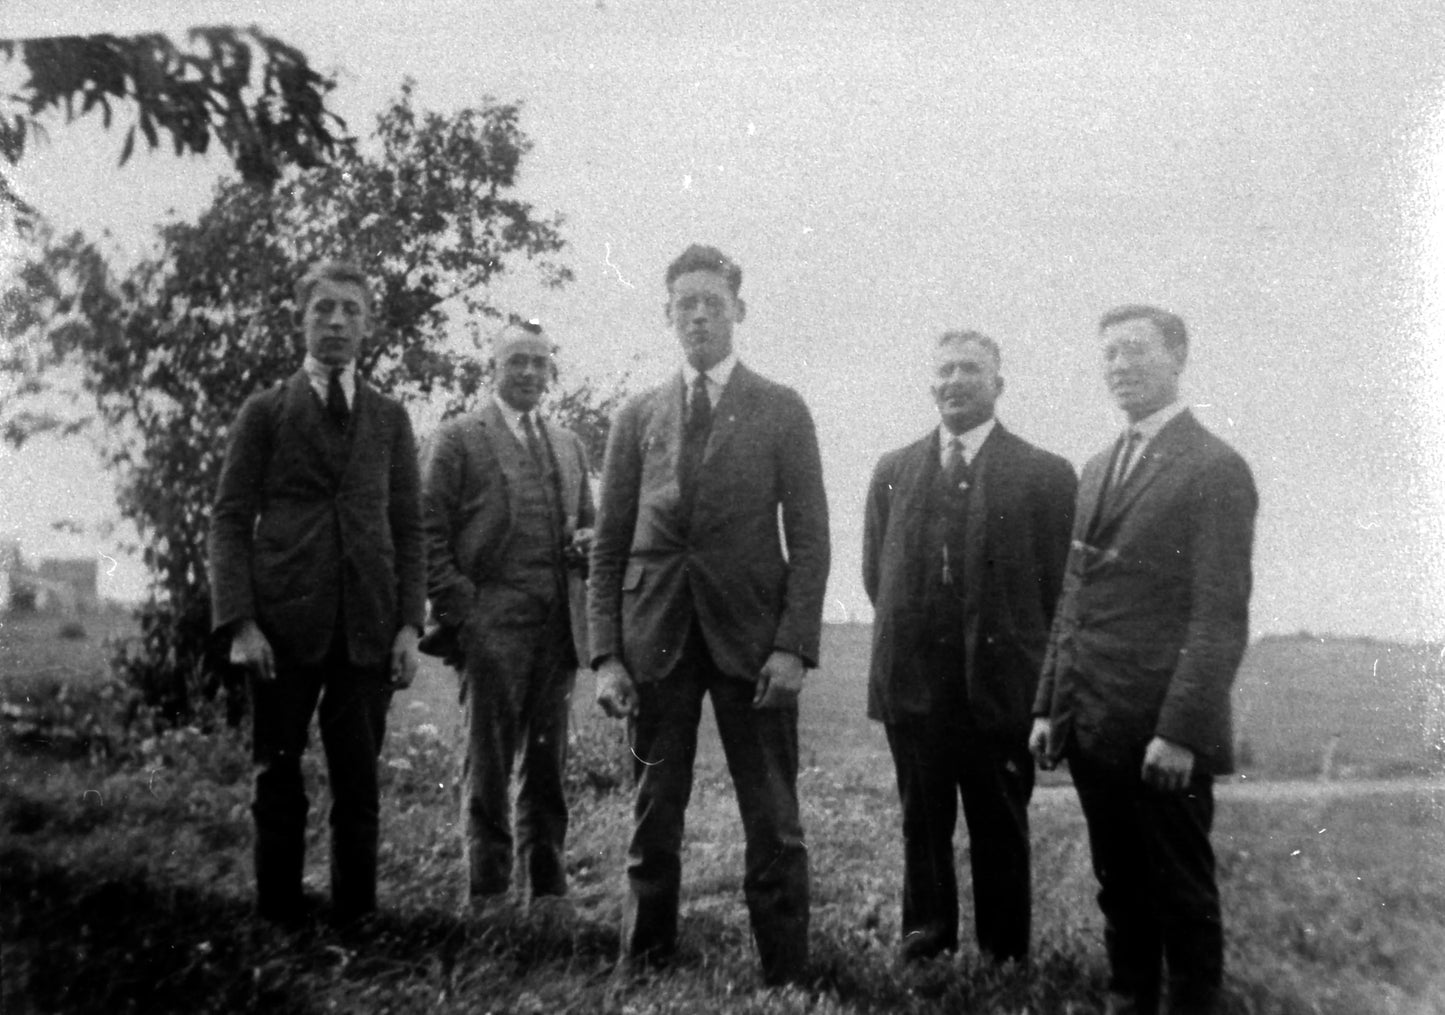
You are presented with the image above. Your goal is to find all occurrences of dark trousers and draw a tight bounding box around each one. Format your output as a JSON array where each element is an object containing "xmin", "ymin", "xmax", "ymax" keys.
[
  {"xmin": 460, "ymin": 594, "xmax": 575, "ymax": 899},
  {"xmin": 1070, "ymin": 749, "xmax": 1223, "ymax": 1015},
  {"xmin": 885, "ymin": 702, "xmax": 1035, "ymax": 963},
  {"xmin": 250, "ymin": 638, "xmax": 392, "ymax": 922},
  {"xmin": 625, "ymin": 626, "xmax": 809, "ymax": 985}
]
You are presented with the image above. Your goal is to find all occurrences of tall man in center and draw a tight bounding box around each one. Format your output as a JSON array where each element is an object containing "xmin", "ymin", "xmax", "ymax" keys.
[
  {"xmin": 422, "ymin": 321, "xmax": 594, "ymax": 911},
  {"xmin": 590, "ymin": 244, "xmax": 831, "ymax": 985},
  {"xmin": 864, "ymin": 330, "xmax": 1076, "ymax": 965}
]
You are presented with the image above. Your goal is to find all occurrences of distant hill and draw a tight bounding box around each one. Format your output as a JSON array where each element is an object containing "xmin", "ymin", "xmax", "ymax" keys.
[
  {"xmin": 802, "ymin": 626, "xmax": 1444, "ymax": 780},
  {"xmin": 1234, "ymin": 633, "xmax": 1444, "ymax": 778}
]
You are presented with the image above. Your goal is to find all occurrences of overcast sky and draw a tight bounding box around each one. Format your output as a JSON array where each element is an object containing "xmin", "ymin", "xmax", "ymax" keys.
[{"xmin": 3, "ymin": 0, "xmax": 1444, "ymax": 641}]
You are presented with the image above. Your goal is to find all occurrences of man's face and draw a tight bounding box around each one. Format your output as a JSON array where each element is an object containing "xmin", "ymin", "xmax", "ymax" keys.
[
  {"xmin": 666, "ymin": 270, "xmax": 744, "ymax": 372},
  {"xmin": 302, "ymin": 278, "xmax": 370, "ymax": 368},
  {"xmin": 931, "ymin": 339, "xmax": 1003, "ymax": 435},
  {"xmin": 495, "ymin": 335, "xmax": 553, "ymax": 412},
  {"xmin": 1100, "ymin": 317, "xmax": 1184, "ymax": 421}
]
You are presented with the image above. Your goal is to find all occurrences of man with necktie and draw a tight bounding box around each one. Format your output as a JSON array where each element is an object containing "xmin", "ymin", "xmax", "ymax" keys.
[
  {"xmin": 590, "ymin": 244, "xmax": 831, "ymax": 985},
  {"xmin": 209, "ymin": 259, "xmax": 425, "ymax": 927},
  {"xmin": 1030, "ymin": 305, "xmax": 1258, "ymax": 1015},
  {"xmin": 863, "ymin": 329, "xmax": 1076, "ymax": 966},
  {"xmin": 421, "ymin": 321, "xmax": 594, "ymax": 915}
]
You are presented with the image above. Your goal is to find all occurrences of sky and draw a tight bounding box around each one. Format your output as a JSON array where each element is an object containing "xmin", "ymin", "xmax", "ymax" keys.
[{"xmin": 3, "ymin": 0, "xmax": 1444, "ymax": 641}]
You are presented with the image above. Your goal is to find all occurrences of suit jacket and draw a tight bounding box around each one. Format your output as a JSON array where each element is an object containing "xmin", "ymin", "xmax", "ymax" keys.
[
  {"xmin": 588, "ymin": 363, "xmax": 831, "ymax": 682},
  {"xmin": 421, "ymin": 400, "xmax": 595, "ymax": 665},
  {"xmin": 209, "ymin": 368, "xmax": 426, "ymax": 667},
  {"xmin": 1033, "ymin": 410, "xmax": 1257, "ymax": 775},
  {"xmin": 863, "ymin": 424, "xmax": 1076, "ymax": 735}
]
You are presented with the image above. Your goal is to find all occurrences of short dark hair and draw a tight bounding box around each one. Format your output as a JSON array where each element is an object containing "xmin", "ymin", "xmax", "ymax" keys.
[
  {"xmin": 294, "ymin": 259, "xmax": 372, "ymax": 312},
  {"xmin": 1099, "ymin": 304, "xmax": 1187, "ymax": 355},
  {"xmin": 665, "ymin": 244, "xmax": 742, "ymax": 295},
  {"xmin": 936, "ymin": 329, "xmax": 1002, "ymax": 369}
]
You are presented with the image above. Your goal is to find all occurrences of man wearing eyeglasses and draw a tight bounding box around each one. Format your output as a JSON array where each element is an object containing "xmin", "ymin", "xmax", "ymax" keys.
[{"xmin": 589, "ymin": 244, "xmax": 830, "ymax": 986}]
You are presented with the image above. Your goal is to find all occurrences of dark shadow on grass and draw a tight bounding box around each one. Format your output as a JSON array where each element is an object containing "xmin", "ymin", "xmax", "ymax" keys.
[{"xmin": 1, "ymin": 844, "xmax": 626, "ymax": 1015}]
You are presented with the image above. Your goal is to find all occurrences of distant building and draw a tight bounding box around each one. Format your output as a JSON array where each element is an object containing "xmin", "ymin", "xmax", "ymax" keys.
[{"xmin": 1, "ymin": 542, "xmax": 100, "ymax": 615}]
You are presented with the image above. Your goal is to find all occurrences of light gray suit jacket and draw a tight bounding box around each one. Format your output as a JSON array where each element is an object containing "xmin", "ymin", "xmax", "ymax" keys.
[{"xmin": 421, "ymin": 400, "xmax": 594, "ymax": 665}]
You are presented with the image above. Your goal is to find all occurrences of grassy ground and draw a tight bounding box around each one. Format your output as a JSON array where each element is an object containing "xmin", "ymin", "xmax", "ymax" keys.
[{"xmin": 3, "ymin": 617, "xmax": 1444, "ymax": 1013}]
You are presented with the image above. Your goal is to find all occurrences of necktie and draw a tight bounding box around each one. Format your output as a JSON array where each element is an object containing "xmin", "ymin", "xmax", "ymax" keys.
[
  {"xmin": 678, "ymin": 373, "xmax": 712, "ymax": 516},
  {"xmin": 942, "ymin": 436, "xmax": 969, "ymax": 491},
  {"xmin": 688, "ymin": 372, "xmax": 712, "ymax": 437},
  {"xmin": 326, "ymin": 368, "xmax": 349, "ymax": 429},
  {"xmin": 521, "ymin": 412, "xmax": 546, "ymax": 469},
  {"xmin": 1112, "ymin": 428, "xmax": 1142, "ymax": 490}
]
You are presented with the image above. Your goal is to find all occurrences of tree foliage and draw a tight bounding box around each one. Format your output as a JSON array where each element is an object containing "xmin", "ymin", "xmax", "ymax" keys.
[
  {"xmin": 1, "ymin": 27, "xmax": 342, "ymax": 193},
  {"xmin": 3, "ymin": 82, "xmax": 620, "ymax": 722}
]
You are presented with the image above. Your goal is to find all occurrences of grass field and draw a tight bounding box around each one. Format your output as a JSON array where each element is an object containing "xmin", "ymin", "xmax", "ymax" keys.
[{"xmin": 3, "ymin": 613, "xmax": 1444, "ymax": 1013}]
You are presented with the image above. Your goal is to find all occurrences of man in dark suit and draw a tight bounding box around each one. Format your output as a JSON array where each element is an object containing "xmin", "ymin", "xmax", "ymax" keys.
[
  {"xmin": 1030, "ymin": 305, "xmax": 1257, "ymax": 1015},
  {"xmin": 209, "ymin": 259, "xmax": 426, "ymax": 926},
  {"xmin": 589, "ymin": 244, "xmax": 830, "ymax": 985},
  {"xmin": 863, "ymin": 329, "xmax": 1076, "ymax": 965},
  {"xmin": 421, "ymin": 321, "xmax": 594, "ymax": 914}
]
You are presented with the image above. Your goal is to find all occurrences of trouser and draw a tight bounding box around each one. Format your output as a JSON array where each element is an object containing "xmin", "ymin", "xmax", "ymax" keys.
[
  {"xmin": 459, "ymin": 594, "xmax": 575, "ymax": 899},
  {"xmin": 1070, "ymin": 749, "xmax": 1223, "ymax": 1015},
  {"xmin": 885, "ymin": 706, "xmax": 1034, "ymax": 962},
  {"xmin": 250, "ymin": 636, "xmax": 392, "ymax": 922},
  {"xmin": 625, "ymin": 625, "xmax": 809, "ymax": 985}
]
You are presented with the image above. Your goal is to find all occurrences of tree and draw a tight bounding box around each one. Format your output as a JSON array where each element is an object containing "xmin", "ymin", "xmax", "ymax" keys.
[
  {"xmin": 3, "ymin": 82, "xmax": 622, "ymax": 722},
  {"xmin": 1, "ymin": 27, "xmax": 342, "ymax": 196}
]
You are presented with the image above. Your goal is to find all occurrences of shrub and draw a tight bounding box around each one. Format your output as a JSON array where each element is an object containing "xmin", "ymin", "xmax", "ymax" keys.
[{"xmin": 56, "ymin": 621, "xmax": 87, "ymax": 640}]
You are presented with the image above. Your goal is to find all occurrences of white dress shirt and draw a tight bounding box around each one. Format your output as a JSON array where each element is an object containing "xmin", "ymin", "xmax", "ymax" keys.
[
  {"xmin": 937, "ymin": 416, "xmax": 996, "ymax": 468},
  {"xmin": 681, "ymin": 351, "xmax": 738, "ymax": 410},
  {"xmin": 1116, "ymin": 400, "xmax": 1188, "ymax": 483},
  {"xmin": 302, "ymin": 355, "xmax": 355, "ymax": 408}
]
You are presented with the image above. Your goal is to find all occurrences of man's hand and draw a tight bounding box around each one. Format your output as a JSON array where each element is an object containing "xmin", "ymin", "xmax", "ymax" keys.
[
  {"xmin": 753, "ymin": 650, "xmax": 805, "ymax": 709},
  {"xmin": 595, "ymin": 657, "xmax": 638, "ymax": 719},
  {"xmin": 230, "ymin": 619, "xmax": 275, "ymax": 682},
  {"xmin": 389, "ymin": 626, "xmax": 420, "ymax": 689},
  {"xmin": 1028, "ymin": 717, "xmax": 1056, "ymax": 771},
  {"xmin": 1142, "ymin": 736, "xmax": 1195, "ymax": 792}
]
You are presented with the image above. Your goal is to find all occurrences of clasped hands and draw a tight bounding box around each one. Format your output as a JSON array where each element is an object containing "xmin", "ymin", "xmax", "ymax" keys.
[
  {"xmin": 595, "ymin": 650, "xmax": 806, "ymax": 719},
  {"xmin": 229, "ymin": 619, "xmax": 420, "ymax": 689},
  {"xmin": 1028, "ymin": 718, "xmax": 1196, "ymax": 792}
]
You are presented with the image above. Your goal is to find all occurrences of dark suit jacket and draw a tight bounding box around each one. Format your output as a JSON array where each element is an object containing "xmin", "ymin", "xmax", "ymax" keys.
[
  {"xmin": 1033, "ymin": 410, "xmax": 1257, "ymax": 775},
  {"xmin": 421, "ymin": 400, "xmax": 595, "ymax": 665},
  {"xmin": 209, "ymin": 368, "xmax": 426, "ymax": 667},
  {"xmin": 588, "ymin": 363, "xmax": 831, "ymax": 682},
  {"xmin": 863, "ymin": 424, "xmax": 1076, "ymax": 736}
]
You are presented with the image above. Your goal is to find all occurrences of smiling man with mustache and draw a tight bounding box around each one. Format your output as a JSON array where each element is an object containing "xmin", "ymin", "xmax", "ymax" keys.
[{"xmin": 863, "ymin": 329, "xmax": 1076, "ymax": 968}]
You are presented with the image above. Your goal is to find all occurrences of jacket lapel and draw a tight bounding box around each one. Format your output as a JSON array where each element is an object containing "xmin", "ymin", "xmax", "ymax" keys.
[
  {"xmin": 283, "ymin": 369, "xmax": 347, "ymax": 481},
  {"xmin": 1094, "ymin": 411, "xmax": 1196, "ymax": 532},
  {"xmin": 702, "ymin": 363, "xmax": 751, "ymax": 465},
  {"xmin": 540, "ymin": 415, "xmax": 584, "ymax": 523}
]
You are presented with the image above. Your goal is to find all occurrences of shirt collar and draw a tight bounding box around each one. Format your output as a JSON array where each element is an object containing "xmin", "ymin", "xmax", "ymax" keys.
[
  {"xmin": 681, "ymin": 351, "xmax": 738, "ymax": 397},
  {"xmin": 938, "ymin": 416, "xmax": 996, "ymax": 466},
  {"xmin": 1124, "ymin": 400, "xmax": 1188, "ymax": 447},
  {"xmin": 492, "ymin": 392, "xmax": 538, "ymax": 442},
  {"xmin": 303, "ymin": 355, "xmax": 355, "ymax": 403}
]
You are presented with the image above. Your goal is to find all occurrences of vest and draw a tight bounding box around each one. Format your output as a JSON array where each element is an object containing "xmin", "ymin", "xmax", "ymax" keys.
[{"xmin": 492, "ymin": 423, "xmax": 567, "ymax": 603}]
